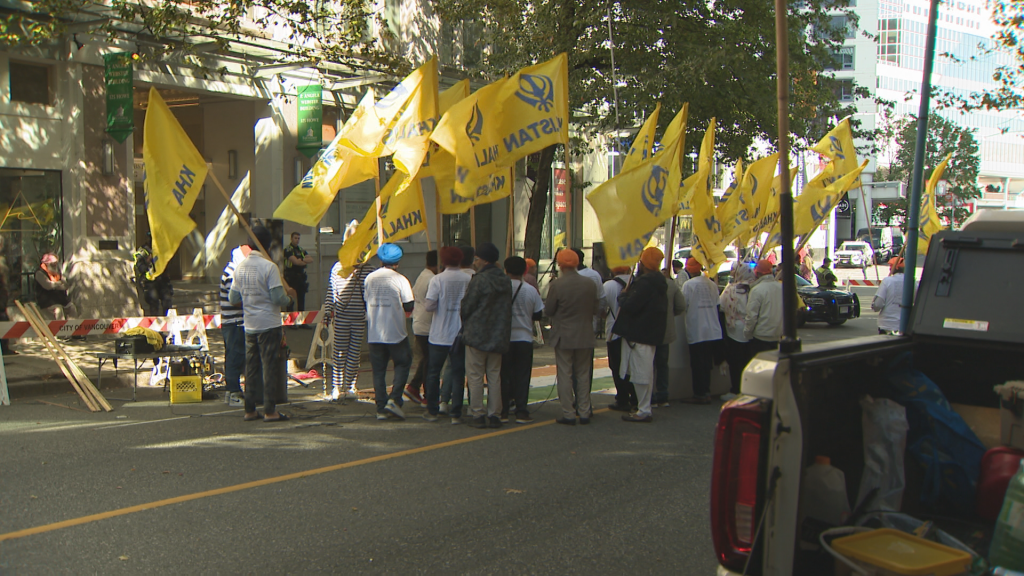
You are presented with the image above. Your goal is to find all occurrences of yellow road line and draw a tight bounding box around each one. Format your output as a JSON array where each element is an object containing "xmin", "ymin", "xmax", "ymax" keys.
[{"xmin": 0, "ymin": 408, "xmax": 608, "ymax": 542}]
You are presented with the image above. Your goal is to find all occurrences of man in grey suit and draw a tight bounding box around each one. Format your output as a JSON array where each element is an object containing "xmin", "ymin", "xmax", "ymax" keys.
[{"xmin": 545, "ymin": 248, "xmax": 600, "ymax": 425}]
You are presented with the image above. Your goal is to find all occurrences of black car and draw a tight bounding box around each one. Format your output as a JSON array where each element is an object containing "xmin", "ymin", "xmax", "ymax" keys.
[{"xmin": 796, "ymin": 275, "xmax": 860, "ymax": 326}]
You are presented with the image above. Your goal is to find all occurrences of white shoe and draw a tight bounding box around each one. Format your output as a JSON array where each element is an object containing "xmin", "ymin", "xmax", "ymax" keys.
[
  {"xmin": 329, "ymin": 386, "xmax": 342, "ymax": 401},
  {"xmin": 226, "ymin": 392, "xmax": 244, "ymax": 407},
  {"xmin": 384, "ymin": 399, "xmax": 405, "ymax": 420},
  {"xmin": 421, "ymin": 412, "xmax": 439, "ymax": 422},
  {"xmin": 376, "ymin": 412, "xmax": 388, "ymax": 421},
  {"xmin": 438, "ymin": 402, "xmax": 449, "ymax": 415},
  {"xmin": 344, "ymin": 388, "xmax": 358, "ymax": 400}
]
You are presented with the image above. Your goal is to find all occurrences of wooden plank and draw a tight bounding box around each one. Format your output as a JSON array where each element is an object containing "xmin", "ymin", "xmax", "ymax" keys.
[
  {"xmin": 25, "ymin": 303, "xmax": 112, "ymax": 412},
  {"xmin": 14, "ymin": 301, "xmax": 99, "ymax": 412}
]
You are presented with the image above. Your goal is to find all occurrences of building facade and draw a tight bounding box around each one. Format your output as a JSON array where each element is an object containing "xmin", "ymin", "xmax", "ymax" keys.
[{"xmin": 830, "ymin": 0, "xmax": 1024, "ymax": 239}]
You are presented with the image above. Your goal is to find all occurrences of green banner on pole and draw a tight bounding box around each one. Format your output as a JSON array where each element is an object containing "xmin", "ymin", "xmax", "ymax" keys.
[
  {"xmin": 296, "ymin": 84, "xmax": 323, "ymax": 158},
  {"xmin": 104, "ymin": 53, "xmax": 134, "ymax": 143}
]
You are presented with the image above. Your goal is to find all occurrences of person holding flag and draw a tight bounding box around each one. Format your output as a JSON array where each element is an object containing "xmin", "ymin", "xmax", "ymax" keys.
[{"xmin": 229, "ymin": 225, "xmax": 293, "ymax": 422}]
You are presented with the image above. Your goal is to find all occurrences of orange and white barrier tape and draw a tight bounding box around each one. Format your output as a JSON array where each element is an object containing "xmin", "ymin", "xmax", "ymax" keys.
[
  {"xmin": 844, "ymin": 279, "xmax": 880, "ymax": 287},
  {"xmin": 0, "ymin": 311, "xmax": 320, "ymax": 340}
]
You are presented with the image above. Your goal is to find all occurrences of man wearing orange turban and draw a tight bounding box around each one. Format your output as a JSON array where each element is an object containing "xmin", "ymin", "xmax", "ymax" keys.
[
  {"xmin": 610, "ymin": 247, "xmax": 668, "ymax": 422},
  {"xmin": 545, "ymin": 248, "xmax": 601, "ymax": 425}
]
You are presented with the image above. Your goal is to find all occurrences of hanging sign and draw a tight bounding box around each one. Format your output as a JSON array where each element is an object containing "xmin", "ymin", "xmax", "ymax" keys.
[
  {"xmin": 104, "ymin": 53, "xmax": 134, "ymax": 143},
  {"xmin": 296, "ymin": 84, "xmax": 323, "ymax": 158},
  {"xmin": 554, "ymin": 168, "xmax": 567, "ymax": 213}
]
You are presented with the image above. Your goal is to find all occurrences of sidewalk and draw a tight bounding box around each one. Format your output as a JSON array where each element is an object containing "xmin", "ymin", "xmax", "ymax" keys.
[{"xmin": 2, "ymin": 324, "xmax": 610, "ymax": 403}]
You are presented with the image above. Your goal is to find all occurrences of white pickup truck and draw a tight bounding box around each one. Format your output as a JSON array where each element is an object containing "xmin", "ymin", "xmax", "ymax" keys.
[{"xmin": 712, "ymin": 210, "xmax": 1024, "ymax": 575}]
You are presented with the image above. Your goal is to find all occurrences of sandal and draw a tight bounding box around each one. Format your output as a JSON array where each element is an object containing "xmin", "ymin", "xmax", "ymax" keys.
[
  {"xmin": 263, "ymin": 413, "xmax": 290, "ymax": 423},
  {"xmin": 243, "ymin": 412, "xmax": 262, "ymax": 421}
]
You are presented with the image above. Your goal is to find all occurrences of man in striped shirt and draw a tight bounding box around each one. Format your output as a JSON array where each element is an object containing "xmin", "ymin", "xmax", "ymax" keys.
[{"xmin": 220, "ymin": 244, "xmax": 250, "ymax": 406}]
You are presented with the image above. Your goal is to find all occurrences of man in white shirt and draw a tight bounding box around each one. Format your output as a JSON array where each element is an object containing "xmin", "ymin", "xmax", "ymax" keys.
[
  {"xmin": 423, "ymin": 247, "xmax": 471, "ymax": 423},
  {"xmin": 573, "ymin": 248, "xmax": 608, "ymax": 332},
  {"xmin": 603, "ymin": 266, "xmax": 636, "ymax": 412},
  {"xmin": 437, "ymin": 245, "xmax": 476, "ymax": 411},
  {"xmin": 405, "ymin": 250, "xmax": 437, "ymax": 405},
  {"xmin": 364, "ymin": 243, "xmax": 415, "ymax": 421},
  {"xmin": 681, "ymin": 259, "xmax": 723, "ymax": 405},
  {"xmin": 744, "ymin": 259, "xmax": 783, "ymax": 354},
  {"xmin": 872, "ymin": 257, "xmax": 905, "ymax": 335},
  {"xmin": 500, "ymin": 256, "xmax": 545, "ymax": 424},
  {"xmin": 229, "ymin": 226, "xmax": 293, "ymax": 422}
]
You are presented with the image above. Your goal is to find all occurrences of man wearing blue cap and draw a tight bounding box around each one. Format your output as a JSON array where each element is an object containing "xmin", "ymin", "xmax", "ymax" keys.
[{"xmin": 364, "ymin": 243, "xmax": 415, "ymax": 420}]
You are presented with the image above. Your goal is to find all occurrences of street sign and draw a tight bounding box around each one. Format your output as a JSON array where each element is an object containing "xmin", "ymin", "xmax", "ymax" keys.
[{"xmin": 836, "ymin": 195, "xmax": 851, "ymax": 215}]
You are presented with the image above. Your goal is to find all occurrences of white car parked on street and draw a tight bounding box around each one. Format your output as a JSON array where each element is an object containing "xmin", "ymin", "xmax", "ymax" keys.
[{"xmin": 834, "ymin": 241, "xmax": 874, "ymax": 269}]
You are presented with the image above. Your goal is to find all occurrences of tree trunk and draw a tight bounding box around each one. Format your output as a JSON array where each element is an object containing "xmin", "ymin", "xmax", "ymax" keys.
[{"xmin": 523, "ymin": 144, "xmax": 557, "ymax": 260}]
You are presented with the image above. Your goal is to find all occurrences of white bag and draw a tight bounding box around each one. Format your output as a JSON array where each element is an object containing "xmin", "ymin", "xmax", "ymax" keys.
[{"xmin": 857, "ymin": 395, "xmax": 909, "ymax": 512}]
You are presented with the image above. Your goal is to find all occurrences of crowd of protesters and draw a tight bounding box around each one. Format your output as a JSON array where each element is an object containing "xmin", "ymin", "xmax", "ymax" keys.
[{"xmin": 224, "ymin": 231, "xmax": 787, "ymax": 424}]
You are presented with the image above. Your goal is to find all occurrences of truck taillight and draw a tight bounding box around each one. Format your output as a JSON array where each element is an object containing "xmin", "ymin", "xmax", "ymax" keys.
[{"xmin": 711, "ymin": 397, "xmax": 770, "ymax": 573}]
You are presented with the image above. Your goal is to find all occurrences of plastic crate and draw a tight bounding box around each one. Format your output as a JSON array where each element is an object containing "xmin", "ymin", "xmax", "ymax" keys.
[{"xmin": 169, "ymin": 375, "xmax": 202, "ymax": 404}]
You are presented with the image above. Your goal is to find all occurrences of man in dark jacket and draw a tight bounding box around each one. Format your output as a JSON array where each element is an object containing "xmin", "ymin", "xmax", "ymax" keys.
[
  {"xmin": 545, "ymin": 248, "xmax": 601, "ymax": 425},
  {"xmin": 461, "ymin": 242, "xmax": 513, "ymax": 429},
  {"xmin": 612, "ymin": 247, "xmax": 668, "ymax": 423}
]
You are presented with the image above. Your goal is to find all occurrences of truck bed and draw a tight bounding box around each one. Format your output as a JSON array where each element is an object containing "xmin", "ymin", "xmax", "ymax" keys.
[{"xmin": 785, "ymin": 335, "xmax": 1021, "ymax": 573}]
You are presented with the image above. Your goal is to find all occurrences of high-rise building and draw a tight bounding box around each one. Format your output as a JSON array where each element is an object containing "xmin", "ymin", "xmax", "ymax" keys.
[{"xmin": 833, "ymin": 0, "xmax": 1024, "ymax": 236}]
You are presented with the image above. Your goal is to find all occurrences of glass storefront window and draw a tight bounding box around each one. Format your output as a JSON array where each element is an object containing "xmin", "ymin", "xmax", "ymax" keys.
[{"xmin": 0, "ymin": 169, "xmax": 63, "ymax": 302}]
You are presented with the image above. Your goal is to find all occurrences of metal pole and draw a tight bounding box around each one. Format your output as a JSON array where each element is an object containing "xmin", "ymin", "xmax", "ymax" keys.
[
  {"xmin": 607, "ymin": 0, "xmax": 621, "ymax": 153},
  {"xmin": 900, "ymin": 0, "xmax": 940, "ymax": 334},
  {"xmin": 774, "ymin": 0, "xmax": 800, "ymax": 354}
]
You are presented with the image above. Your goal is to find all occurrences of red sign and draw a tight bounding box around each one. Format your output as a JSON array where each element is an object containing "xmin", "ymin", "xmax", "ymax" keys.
[{"xmin": 554, "ymin": 168, "xmax": 567, "ymax": 213}]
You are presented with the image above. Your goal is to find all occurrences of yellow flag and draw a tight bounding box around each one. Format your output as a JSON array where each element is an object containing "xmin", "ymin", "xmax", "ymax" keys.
[
  {"xmin": 621, "ymin": 103, "xmax": 661, "ymax": 172},
  {"xmin": 418, "ymin": 80, "xmax": 471, "ymax": 180},
  {"xmin": 745, "ymin": 167, "xmax": 796, "ymax": 250},
  {"xmin": 586, "ymin": 127, "xmax": 685, "ymax": 269},
  {"xmin": 919, "ymin": 153, "xmax": 951, "ymax": 254},
  {"xmin": 339, "ymin": 58, "xmax": 439, "ymax": 175},
  {"xmin": 436, "ymin": 167, "xmax": 512, "ymax": 214},
  {"xmin": 274, "ymin": 90, "xmax": 380, "ymax": 226},
  {"xmin": 431, "ymin": 53, "xmax": 568, "ymax": 186},
  {"xmin": 793, "ymin": 160, "xmax": 868, "ymax": 238},
  {"xmin": 720, "ymin": 153, "xmax": 780, "ymax": 245},
  {"xmin": 336, "ymin": 172, "xmax": 428, "ymax": 271},
  {"xmin": 142, "ymin": 87, "xmax": 209, "ymax": 279},
  {"xmin": 687, "ymin": 119, "xmax": 727, "ymax": 269},
  {"xmin": 811, "ymin": 118, "xmax": 861, "ymax": 190},
  {"xmin": 659, "ymin": 104, "xmax": 689, "ymax": 155}
]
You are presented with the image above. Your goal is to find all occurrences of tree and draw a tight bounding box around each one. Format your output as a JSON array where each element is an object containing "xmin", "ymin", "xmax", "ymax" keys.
[
  {"xmin": 1, "ymin": 0, "xmax": 402, "ymax": 74},
  {"xmin": 874, "ymin": 113, "xmax": 981, "ymax": 229},
  {"xmin": 432, "ymin": 0, "xmax": 864, "ymax": 260},
  {"xmin": 970, "ymin": 0, "xmax": 1024, "ymax": 111}
]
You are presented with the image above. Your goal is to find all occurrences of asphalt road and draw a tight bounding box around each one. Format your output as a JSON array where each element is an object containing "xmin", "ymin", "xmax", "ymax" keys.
[
  {"xmin": 0, "ymin": 287, "xmax": 882, "ymax": 575},
  {"xmin": 0, "ymin": 389, "xmax": 721, "ymax": 575}
]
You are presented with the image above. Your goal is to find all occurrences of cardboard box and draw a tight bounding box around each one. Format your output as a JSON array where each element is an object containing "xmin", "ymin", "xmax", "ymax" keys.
[{"xmin": 995, "ymin": 381, "xmax": 1024, "ymax": 450}]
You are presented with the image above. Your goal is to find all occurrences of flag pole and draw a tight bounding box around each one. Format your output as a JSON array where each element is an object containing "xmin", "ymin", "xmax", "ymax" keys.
[
  {"xmin": 664, "ymin": 216, "xmax": 677, "ymax": 273},
  {"xmin": 374, "ymin": 171, "xmax": 384, "ymax": 248},
  {"xmin": 436, "ymin": 188, "xmax": 443, "ymax": 249},
  {"xmin": 470, "ymin": 205, "xmax": 477, "ymax": 247},
  {"xmin": 564, "ymin": 144, "xmax": 572, "ymax": 248},
  {"xmin": 206, "ymin": 166, "xmax": 291, "ymax": 291},
  {"xmin": 507, "ymin": 165, "xmax": 515, "ymax": 257},
  {"xmin": 774, "ymin": 0, "xmax": 799, "ymax": 354}
]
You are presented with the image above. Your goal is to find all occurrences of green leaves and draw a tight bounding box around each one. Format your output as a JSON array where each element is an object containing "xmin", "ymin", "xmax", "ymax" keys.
[
  {"xmin": 432, "ymin": 0, "xmax": 860, "ymax": 161},
  {"xmin": 874, "ymin": 114, "xmax": 982, "ymax": 229}
]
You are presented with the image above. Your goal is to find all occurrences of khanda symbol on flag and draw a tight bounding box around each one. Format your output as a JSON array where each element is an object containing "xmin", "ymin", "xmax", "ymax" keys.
[
  {"xmin": 642, "ymin": 167, "xmax": 669, "ymax": 215},
  {"xmin": 514, "ymin": 73, "xmax": 556, "ymax": 112}
]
